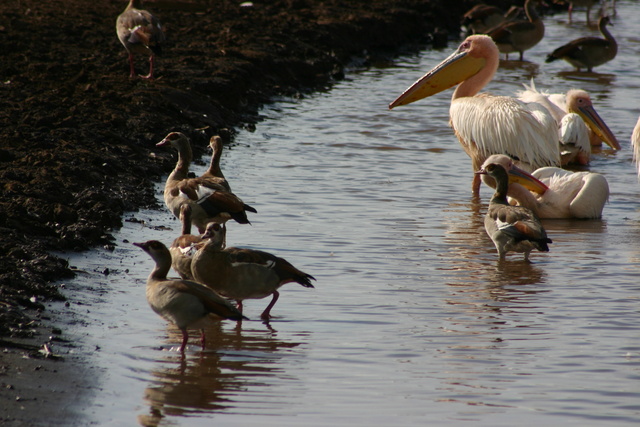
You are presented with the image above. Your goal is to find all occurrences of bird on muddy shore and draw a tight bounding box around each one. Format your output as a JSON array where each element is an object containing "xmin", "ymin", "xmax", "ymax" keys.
[
  {"xmin": 389, "ymin": 35, "xmax": 559, "ymax": 195},
  {"xmin": 476, "ymin": 163, "xmax": 552, "ymax": 262},
  {"xmin": 190, "ymin": 222, "xmax": 316, "ymax": 323},
  {"xmin": 546, "ymin": 16, "xmax": 617, "ymax": 72},
  {"xmin": 134, "ymin": 240, "xmax": 245, "ymax": 353},
  {"xmin": 480, "ymin": 154, "xmax": 609, "ymax": 219},
  {"xmin": 157, "ymin": 132, "xmax": 257, "ymax": 233},
  {"xmin": 116, "ymin": 0, "xmax": 165, "ymax": 79},
  {"xmin": 486, "ymin": 0, "xmax": 545, "ymax": 61},
  {"xmin": 169, "ymin": 204, "xmax": 204, "ymax": 280}
]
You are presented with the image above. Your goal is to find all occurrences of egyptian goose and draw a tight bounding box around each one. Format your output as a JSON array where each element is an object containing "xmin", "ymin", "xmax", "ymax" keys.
[
  {"xmin": 487, "ymin": 0, "xmax": 545, "ymax": 61},
  {"xmin": 462, "ymin": 4, "xmax": 524, "ymax": 35},
  {"xmin": 480, "ymin": 154, "xmax": 609, "ymax": 219},
  {"xmin": 191, "ymin": 222, "xmax": 316, "ymax": 322},
  {"xmin": 116, "ymin": 0, "xmax": 165, "ymax": 79},
  {"xmin": 476, "ymin": 163, "xmax": 552, "ymax": 261},
  {"xmin": 134, "ymin": 240, "xmax": 245, "ymax": 352},
  {"xmin": 157, "ymin": 132, "xmax": 257, "ymax": 233},
  {"xmin": 199, "ymin": 136, "xmax": 231, "ymax": 191},
  {"xmin": 546, "ymin": 16, "xmax": 617, "ymax": 72},
  {"xmin": 169, "ymin": 205, "xmax": 204, "ymax": 280}
]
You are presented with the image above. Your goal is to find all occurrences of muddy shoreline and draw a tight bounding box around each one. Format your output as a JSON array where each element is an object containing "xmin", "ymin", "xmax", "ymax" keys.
[{"xmin": 0, "ymin": 0, "xmax": 509, "ymax": 423}]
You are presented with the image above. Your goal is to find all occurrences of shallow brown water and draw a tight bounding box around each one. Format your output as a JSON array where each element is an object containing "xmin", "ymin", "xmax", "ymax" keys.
[{"xmin": 54, "ymin": 2, "xmax": 640, "ymax": 425}]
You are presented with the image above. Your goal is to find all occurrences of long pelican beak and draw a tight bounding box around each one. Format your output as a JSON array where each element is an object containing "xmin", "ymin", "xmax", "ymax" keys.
[
  {"xmin": 574, "ymin": 104, "xmax": 621, "ymax": 150},
  {"xmin": 389, "ymin": 47, "xmax": 486, "ymax": 109},
  {"xmin": 508, "ymin": 165, "xmax": 548, "ymax": 195}
]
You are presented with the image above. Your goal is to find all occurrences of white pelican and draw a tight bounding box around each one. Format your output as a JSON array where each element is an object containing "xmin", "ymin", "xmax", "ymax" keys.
[
  {"xmin": 546, "ymin": 16, "xmax": 617, "ymax": 71},
  {"xmin": 134, "ymin": 240, "xmax": 245, "ymax": 353},
  {"xmin": 476, "ymin": 163, "xmax": 552, "ymax": 261},
  {"xmin": 480, "ymin": 154, "xmax": 609, "ymax": 219},
  {"xmin": 389, "ymin": 35, "xmax": 559, "ymax": 194},
  {"xmin": 116, "ymin": 0, "xmax": 165, "ymax": 79},
  {"xmin": 632, "ymin": 116, "xmax": 640, "ymax": 178},
  {"xmin": 518, "ymin": 83, "xmax": 621, "ymax": 158}
]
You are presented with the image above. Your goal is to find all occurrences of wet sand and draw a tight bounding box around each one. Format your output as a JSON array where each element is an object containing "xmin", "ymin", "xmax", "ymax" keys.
[{"xmin": 0, "ymin": 0, "xmax": 476, "ymax": 424}]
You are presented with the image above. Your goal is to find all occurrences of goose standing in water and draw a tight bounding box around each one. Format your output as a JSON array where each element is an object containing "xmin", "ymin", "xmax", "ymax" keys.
[
  {"xmin": 389, "ymin": 35, "xmax": 559, "ymax": 195},
  {"xmin": 116, "ymin": 0, "xmax": 165, "ymax": 79},
  {"xmin": 169, "ymin": 205, "xmax": 204, "ymax": 280},
  {"xmin": 134, "ymin": 240, "xmax": 245, "ymax": 353},
  {"xmin": 191, "ymin": 222, "xmax": 315, "ymax": 322},
  {"xmin": 487, "ymin": 0, "xmax": 545, "ymax": 61},
  {"xmin": 157, "ymin": 132, "xmax": 257, "ymax": 233},
  {"xmin": 546, "ymin": 16, "xmax": 617, "ymax": 72},
  {"xmin": 477, "ymin": 163, "xmax": 552, "ymax": 261}
]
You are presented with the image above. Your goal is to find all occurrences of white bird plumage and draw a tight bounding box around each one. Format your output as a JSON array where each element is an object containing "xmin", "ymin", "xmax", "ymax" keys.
[
  {"xmin": 481, "ymin": 154, "xmax": 609, "ymax": 219},
  {"xmin": 390, "ymin": 35, "xmax": 560, "ymax": 195}
]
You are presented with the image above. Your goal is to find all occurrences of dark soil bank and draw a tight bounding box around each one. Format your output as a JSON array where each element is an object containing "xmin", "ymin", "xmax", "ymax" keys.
[{"xmin": 0, "ymin": 0, "xmax": 504, "ymax": 422}]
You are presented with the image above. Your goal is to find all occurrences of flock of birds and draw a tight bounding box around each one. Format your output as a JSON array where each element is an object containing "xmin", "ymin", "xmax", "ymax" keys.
[
  {"xmin": 135, "ymin": 132, "xmax": 316, "ymax": 353},
  {"xmin": 117, "ymin": 1, "xmax": 316, "ymax": 352},
  {"xmin": 389, "ymin": 2, "xmax": 640, "ymax": 263},
  {"xmin": 114, "ymin": 0, "xmax": 640, "ymax": 351}
]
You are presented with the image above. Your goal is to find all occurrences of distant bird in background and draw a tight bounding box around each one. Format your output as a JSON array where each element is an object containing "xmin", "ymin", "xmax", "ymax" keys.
[
  {"xmin": 487, "ymin": 0, "xmax": 545, "ymax": 61},
  {"xmin": 461, "ymin": 4, "xmax": 523, "ymax": 35},
  {"xmin": 546, "ymin": 16, "xmax": 617, "ymax": 72},
  {"xmin": 116, "ymin": 0, "xmax": 165, "ymax": 79},
  {"xmin": 554, "ymin": 0, "xmax": 599, "ymax": 25}
]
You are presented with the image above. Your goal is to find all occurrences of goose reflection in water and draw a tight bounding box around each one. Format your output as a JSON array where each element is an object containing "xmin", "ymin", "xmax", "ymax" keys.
[{"xmin": 137, "ymin": 321, "xmax": 303, "ymax": 426}]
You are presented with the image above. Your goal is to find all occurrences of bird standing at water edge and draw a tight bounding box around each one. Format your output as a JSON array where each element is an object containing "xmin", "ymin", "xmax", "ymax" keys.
[
  {"xmin": 116, "ymin": 0, "xmax": 165, "ymax": 79},
  {"xmin": 134, "ymin": 240, "xmax": 245, "ymax": 353},
  {"xmin": 191, "ymin": 222, "xmax": 316, "ymax": 322},
  {"xmin": 477, "ymin": 163, "xmax": 552, "ymax": 261},
  {"xmin": 546, "ymin": 16, "xmax": 617, "ymax": 72},
  {"xmin": 389, "ymin": 35, "xmax": 559, "ymax": 195},
  {"xmin": 157, "ymin": 132, "xmax": 257, "ymax": 233}
]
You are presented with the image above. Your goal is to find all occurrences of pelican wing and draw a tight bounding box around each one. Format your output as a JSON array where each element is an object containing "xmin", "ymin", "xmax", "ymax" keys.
[{"xmin": 450, "ymin": 94, "xmax": 559, "ymax": 170}]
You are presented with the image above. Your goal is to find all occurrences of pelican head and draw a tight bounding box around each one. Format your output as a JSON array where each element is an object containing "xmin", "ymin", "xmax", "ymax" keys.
[
  {"xmin": 566, "ymin": 89, "xmax": 620, "ymax": 150},
  {"xmin": 479, "ymin": 154, "xmax": 548, "ymax": 194},
  {"xmin": 389, "ymin": 35, "xmax": 499, "ymax": 109}
]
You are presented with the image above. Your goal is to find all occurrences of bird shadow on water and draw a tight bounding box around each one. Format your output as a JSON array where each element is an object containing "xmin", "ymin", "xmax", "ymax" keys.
[{"xmin": 137, "ymin": 321, "xmax": 305, "ymax": 427}]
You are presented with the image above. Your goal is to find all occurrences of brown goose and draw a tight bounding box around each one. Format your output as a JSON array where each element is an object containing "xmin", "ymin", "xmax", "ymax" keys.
[
  {"xmin": 116, "ymin": 0, "xmax": 165, "ymax": 79},
  {"xmin": 462, "ymin": 4, "xmax": 524, "ymax": 35},
  {"xmin": 169, "ymin": 205, "xmax": 204, "ymax": 280},
  {"xmin": 157, "ymin": 132, "xmax": 257, "ymax": 233},
  {"xmin": 487, "ymin": 0, "xmax": 545, "ymax": 61},
  {"xmin": 134, "ymin": 240, "xmax": 245, "ymax": 352},
  {"xmin": 199, "ymin": 136, "xmax": 231, "ymax": 192},
  {"xmin": 546, "ymin": 16, "xmax": 617, "ymax": 72},
  {"xmin": 476, "ymin": 163, "xmax": 552, "ymax": 261},
  {"xmin": 191, "ymin": 222, "xmax": 316, "ymax": 322}
]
